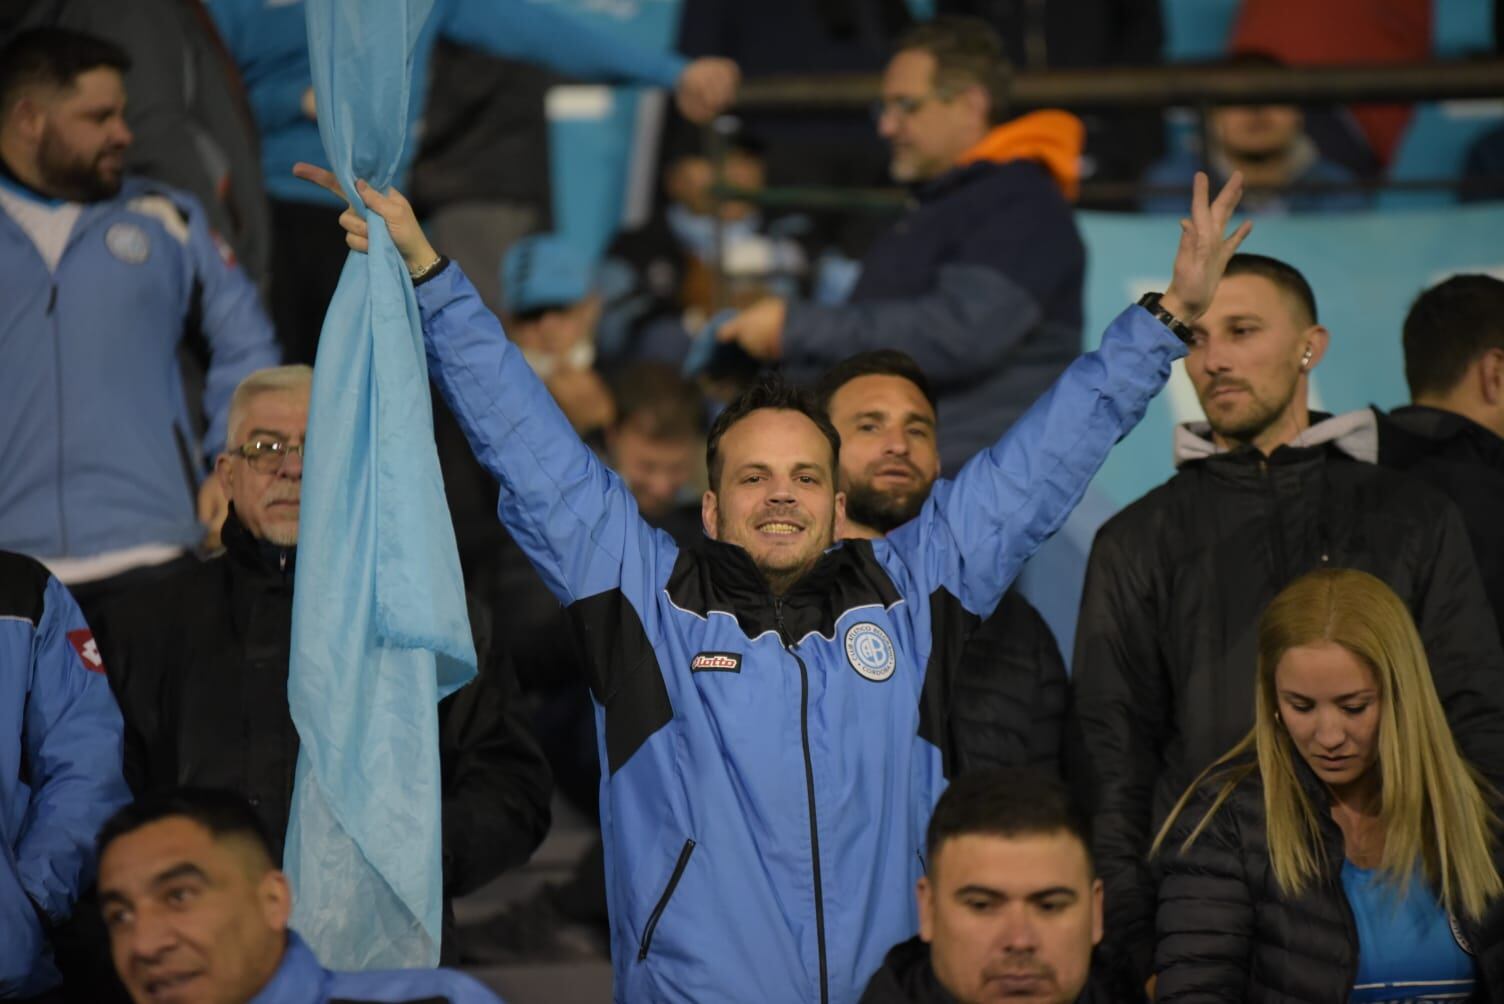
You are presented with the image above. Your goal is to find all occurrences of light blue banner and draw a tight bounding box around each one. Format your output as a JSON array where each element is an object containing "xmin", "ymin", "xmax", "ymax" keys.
[{"xmin": 287, "ymin": 0, "xmax": 476, "ymax": 968}]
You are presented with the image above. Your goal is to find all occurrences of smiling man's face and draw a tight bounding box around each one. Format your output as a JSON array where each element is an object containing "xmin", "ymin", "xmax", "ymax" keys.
[
  {"xmin": 99, "ymin": 817, "xmax": 289, "ymax": 1004},
  {"xmin": 702, "ymin": 408, "xmax": 844, "ymax": 595}
]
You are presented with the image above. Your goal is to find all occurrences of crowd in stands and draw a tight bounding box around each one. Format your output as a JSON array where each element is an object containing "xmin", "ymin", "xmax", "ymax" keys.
[{"xmin": 2, "ymin": 2, "xmax": 1503, "ymax": 1003}]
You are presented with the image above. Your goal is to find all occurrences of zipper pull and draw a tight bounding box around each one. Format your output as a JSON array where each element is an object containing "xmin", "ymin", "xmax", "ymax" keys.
[{"xmin": 279, "ymin": 550, "xmax": 288, "ymax": 574}]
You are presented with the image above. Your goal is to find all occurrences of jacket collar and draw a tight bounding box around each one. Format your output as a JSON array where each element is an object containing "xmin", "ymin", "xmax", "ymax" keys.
[
  {"xmin": 676, "ymin": 536, "xmax": 900, "ymax": 642},
  {"xmin": 1173, "ymin": 408, "xmax": 1379, "ymax": 469},
  {"xmin": 249, "ymin": 932, "xmax": 327, "ymax": 1004},
  {"xmin": 954, "ymin": 110, "xmax": 1084, "ymax": 200},
  {"xmin": 1383, "ymin": 405, "xmax": 1504, "ymax": 467},
  {"xmin": 914, "ymin": 111, "xmax": 1085, "ymax": 204},
  {"xmin": 222, "ymin": 505, "xmax": 297, "ymax": 580},
  {"xmin": 863, "ymin": 937, "xmax": 960, "ymax": 1004}
]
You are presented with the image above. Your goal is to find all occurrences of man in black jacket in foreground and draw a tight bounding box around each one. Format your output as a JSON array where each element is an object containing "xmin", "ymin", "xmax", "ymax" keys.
[
  {"xmin": 94, "ymin": 364, "xmax": 553, "ymax": 964},
  {"xmin": 818, "ymin": 349, "xmax": 1068, "ymax": 777},
  {"xmin": 860, "ymin": 767, "xmax": 1110, "ymax": 1004},
  {"xmin": 1070, "ymin": 254, "xmax": 1504, "ymax": 995}
]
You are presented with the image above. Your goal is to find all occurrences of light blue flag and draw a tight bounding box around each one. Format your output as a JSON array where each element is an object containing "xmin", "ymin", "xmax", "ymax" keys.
[{"xmin": 284, "ymin": 0, "xmax": 477, "ymax": 968}]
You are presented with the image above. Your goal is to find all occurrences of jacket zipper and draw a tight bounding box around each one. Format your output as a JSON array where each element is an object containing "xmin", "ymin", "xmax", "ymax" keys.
[
  {"xmin": 638, "ymin": 838, "xmax": 696, "ymax": 960},
  {"xmin": 48, "ymin": 282, "xmax": 68, "ymax": 553},
  {"xmin": 1261, "ymin": 460, "xmax": 1291, "ymax": 586},
  {"xmin": 775, "ymin": 597, "xmax": 830, "ymax": 1004}
]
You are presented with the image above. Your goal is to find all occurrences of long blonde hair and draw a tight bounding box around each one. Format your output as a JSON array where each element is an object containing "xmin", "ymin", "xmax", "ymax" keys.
[{"xmin": 1152, "ymin": 568, "xmax": 1501, "ymax": 920}]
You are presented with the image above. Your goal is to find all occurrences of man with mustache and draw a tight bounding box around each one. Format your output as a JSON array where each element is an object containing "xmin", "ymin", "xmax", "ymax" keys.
[
  {"xmin": 860, "ymin": 768, "xmax": 1108, "ymax": 1004},
  {"xmin": 1071, "ymin": 253, "xmax": 1504, "ymax": 996},
  {"xmin": 818, "ymin": 350, "xmax": 1066, "ymax": 775},
  {"xmin": 302, "ymin": 160, "xmax": 1244, "ymax": 1003},
  {"xmin": 0, "ymin": 28, "xmax": 279, "ymax": 622},
  {"xmin": 93, "ymin": 365, "xmax": 552, "ymax": 974}
]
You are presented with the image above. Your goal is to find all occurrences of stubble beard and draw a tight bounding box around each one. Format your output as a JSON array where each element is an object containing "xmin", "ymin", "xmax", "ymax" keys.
[{"xmin": 38, "ymin": 129, "xmax": 122, "ymax": 201}]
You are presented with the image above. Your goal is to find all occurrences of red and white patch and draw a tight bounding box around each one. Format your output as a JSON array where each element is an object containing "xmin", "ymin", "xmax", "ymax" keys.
[
  {"xmin": 67, "ymin": 629, "xmax": 106, "ymax": 674},
  {"xmin": 690, "ymin": 651, "xmax": 742, "ymax": 673},
  {"xmin": 209, "ymin": 229, "xmax": 238, "ymax": 268}
]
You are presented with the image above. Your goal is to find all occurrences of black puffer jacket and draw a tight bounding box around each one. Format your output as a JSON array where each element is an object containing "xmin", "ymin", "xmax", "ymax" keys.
[
  {"xmin": 1155, "ymin": 757, "xmax": 1504, "ymax": 1002},
  {"xmin": 859, "ymin": 935, "xmax": 1122, "ymax": 1003},
  {"xmin": 1378, "ymin": 405, "xmax": 1504, "ymax": 642},
  {"xmin": 94, "ymin": 509, "xmax": 553, "ymax": 949},
  {"xmin": 944, "ymin": 588, "xmax": 1068, "ymax": 777},
  {"xmin": 1071, "ymin": 412, "xmax": 1504, "ymax": 988}
]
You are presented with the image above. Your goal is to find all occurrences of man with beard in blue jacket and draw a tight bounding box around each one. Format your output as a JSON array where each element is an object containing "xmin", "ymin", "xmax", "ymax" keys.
[
  {"xmin": 1, "ymin": 550, "xmax": 131, "ymax": 999},
  {"xmin": 297, "ymin": 161, "xmax": 1249, "ymax": 1004}
]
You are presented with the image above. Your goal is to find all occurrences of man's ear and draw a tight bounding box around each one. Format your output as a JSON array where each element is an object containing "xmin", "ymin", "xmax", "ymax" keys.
[
  {"xmin": 958, "ymin": 83, "xmax": 989, "ymax": 128},
  {"xmin": 916, "ymin": 873, "xmax": 935, "ymax": 944},
  {"xmin": 701, "ymin": 489, "xmax": 720, "ymax": 540},
  {"xmin": 1301, "ymin": 324, "xmax": 1332, "ymax": 371},
  {"xmin": 1091, "ymin": 877, "xmax": 1104, "ymax": 947},
  {"xmin": 9, "ymin": 93, "xmax": 49, "ymax": 144},
  {"xmin": 1479, "ymin": 347, "xmax": 1504, "ymax": 406},
  {"xmin": 215, "ymin": 452, "xmax": 235, "ymax": 500},
  {"xmin": 833, "ymin": 490, "xmax": 847, "ymax": 531},
  {"xmin": 260, "ymin": 869, "xmax": 293, "ymax": 932}
]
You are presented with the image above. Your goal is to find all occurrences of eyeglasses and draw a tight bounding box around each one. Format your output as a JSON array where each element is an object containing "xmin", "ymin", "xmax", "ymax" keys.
[
  {"xmin": 233, "ymin": 438, "xmax": 305, "ymax": 474},
  {"xmin": 870, "ymin": 91, "xmax": 948, "ymax": 123}
]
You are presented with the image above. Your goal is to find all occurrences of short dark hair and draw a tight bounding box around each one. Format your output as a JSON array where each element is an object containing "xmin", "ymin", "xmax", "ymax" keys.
[
  {"xmin": 705, "ymin": 373, "xmax": 841, "ymax": 490},
  {"xmin": 1402, "ymin": 274, "xmax": 1504, "ymax": 399},
  {"xmin": 815, "ymin": 350, "xmax": 938, "ymax": 418},
  {"xmin": 611, "ymin": 362, "xmax": 706, "ymax": 442},
  {"xmin": 1223, "ymin": 253, "xmax": 1319, "ymax": 327},
  {"xmin": 895, "ymin": 16, "xmax": 1012, "ymax": 126},
  {"xmin": 97, "ymin": 788, "xmax": 278, "ymax": 866},
  {"xmin": 0, "ymin": 28, "xmax": 131, "ymax": 124},
  {"xmin": 926, "ymin": 768, "xmax": 1093, "ymax": 874}
]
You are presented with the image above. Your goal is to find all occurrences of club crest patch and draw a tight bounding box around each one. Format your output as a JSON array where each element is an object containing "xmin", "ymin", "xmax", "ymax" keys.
[
  {"xmin": 105, "ymin": 222, "xmax": 150, "ymax": 265},
  {"xmin": 691, "ymin": 651, "xmax": 742, "ymax": 673},
  {"xmin": 66, "ymin": 629, "xmax": 106, "ymax": 674},
  {"xmin": 844, "ymin": 622, "xmax": 895, "ymax": 682}
]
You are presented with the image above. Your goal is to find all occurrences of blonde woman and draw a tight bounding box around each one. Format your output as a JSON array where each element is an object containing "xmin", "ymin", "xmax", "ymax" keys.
[{"xmin": 1151, "ymin": 568, "xmax": 1503, "ymax": 1002}]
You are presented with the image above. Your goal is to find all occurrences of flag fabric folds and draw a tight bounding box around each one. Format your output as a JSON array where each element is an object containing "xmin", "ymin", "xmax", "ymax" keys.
[{"xmin": 285, "ymin": 0, "xmax": 477, "ymax": 968}]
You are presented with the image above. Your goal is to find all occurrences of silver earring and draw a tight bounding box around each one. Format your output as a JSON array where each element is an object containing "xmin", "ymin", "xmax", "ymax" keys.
[{"xmin": 1301, "ymin": 347, "xmax": 1313, "ymax": 369}]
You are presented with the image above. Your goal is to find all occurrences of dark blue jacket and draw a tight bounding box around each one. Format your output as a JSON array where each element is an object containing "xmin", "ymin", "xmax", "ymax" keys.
[
  {"xmin": 418, "ymin": 263, "xmax": 1181, "ymax": 1004},
  {"xmin": 0, "ymin": 551, "xmax": 130, "ymax": 996},
  {"xmin": 782, "ymin": 158, "xmax": 1084, "ymax": 471}
]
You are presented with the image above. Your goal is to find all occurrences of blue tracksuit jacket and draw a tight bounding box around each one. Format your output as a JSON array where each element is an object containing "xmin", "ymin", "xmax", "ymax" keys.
[
  {"xmin": 251, "ymin": 931, "xmax": 502, "ymax": 1002},
  {"xmin": 207, "ymin": 0, "xmax": 687, "ymax": 207},
  {"xmin": 418, "ymin": 263, "xmax": 1184, "ymax": 1003},
  {"xmin": 0, "ymin": 174, "xmax": 279, "ymax": 560},
  {"xmin": 0, "ymin": 551, "xmax": 131, "ymax": 995}
]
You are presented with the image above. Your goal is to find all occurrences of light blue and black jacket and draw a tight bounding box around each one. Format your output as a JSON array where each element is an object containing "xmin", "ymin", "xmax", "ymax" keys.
[
  {"xmin": 418, "ymin": 262, "xmax": 1184, "ymax": 1004},
  {"xmin": 0, "ymin": 173, "xmax": 279, "ymax": 560},
  {"xmin": 0, "ymin": 551, "xmax": 130, "ymax": 996}
]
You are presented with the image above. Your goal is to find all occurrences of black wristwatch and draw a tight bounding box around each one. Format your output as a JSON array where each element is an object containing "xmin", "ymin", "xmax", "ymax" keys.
[{"xmin": 1137, "ymin": 292, "xmax": 1195, "ymax": 345}]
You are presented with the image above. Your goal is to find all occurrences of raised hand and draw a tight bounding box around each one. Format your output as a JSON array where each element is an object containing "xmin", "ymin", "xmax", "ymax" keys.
[
  {"xmin": 676, "ymin": 58, "xmax": 740, "ymax": 125},
  {"xmin": 1161, "ymin": 171, "xmax": 1253, "ymax": 324},
  {"xmin": 715, "ymin": 295, "xmax": 786, "ymax": 361},
  {"xmin": 291, "ymin": 162, "xmax": 438, "ymax": 274}
]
